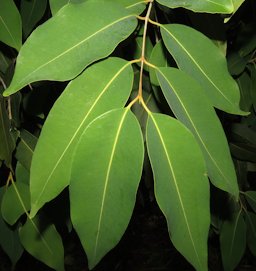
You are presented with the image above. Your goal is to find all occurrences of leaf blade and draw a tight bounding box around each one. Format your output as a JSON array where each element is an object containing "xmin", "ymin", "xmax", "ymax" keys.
[
  {"xmin": 160, "ymin": 24, "xmax": 247, "ymax": 115},
  {"xmin": 146, "ymin": 113, "xmax": 210, "ymax": 271},
  {"xmin": 156, "ymin": 67, "xmax": 239, "ymax": 198},
  {"xmin": 4, "ymin": 1, "xmax": 137, "ymax": 96},
  {"xmin": 30, "ymin": 57, "xmax": 133, "ymax": 217},
  {"xmin": 70, "ymin": 108, "xmax": 144, "ymax": 268}
]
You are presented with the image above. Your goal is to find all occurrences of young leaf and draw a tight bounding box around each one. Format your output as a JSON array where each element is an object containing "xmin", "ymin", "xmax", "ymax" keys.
[
  {"xmin": 0, "ymin": 188, "xmax": 24, "ymax": 269},
  {"xmin": 156, "ymin": 67, "xmax": 239, "ymax": 198},
  {"xmin": 146, "ymin": 113, "xmax": 210, "ymax": 271},
  {"xmin": 70, "ymin": 108, "xmax": 144, "ymax": 269},
  {"xmin": 1, "ymin": 182, "xmax": 30, "ymax": 225},
  {"xmin": 245, "ymin": 191, "xmax": 256, "ymax": 212},
  {"xmin": 30, "ymin": 57, "xmax": 133, "ymax": 218},
  {"xmin": 19, "ymin": 213, "xmax": 65, "ymax": 271},
  {"xmin": 0, "ymin": 95, "xmax": 16, "ymax": 168},
  {"xmin": 156, "ymin": 0, "xmax": 234, "ymax": 14},
  {"xmin": 3, "ymin": 1, "xmax": 137, "ymax": 96},
  {"xmin": 160, "ymin": 24, "xmax": 247, "ymax": 115},
  {"xmin": 246, "ymin": 211, "xmax": 256, "ymax": 257},
  {"xmin": 15, "ymin": 129, "xmax": 37, "ymax": 171},
  {"xmin": 0, "ymin": 0, "xmax": 22, "ymax": 50},
  {"xmin": 220, "ymin": 210, "xmax": 246, "ymax": 271},
  {"xmin": 20, "ymin": 0, "xmax": 48, "ymax": 37}
]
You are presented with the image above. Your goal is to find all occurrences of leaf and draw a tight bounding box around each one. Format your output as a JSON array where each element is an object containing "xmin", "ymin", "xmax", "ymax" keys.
[
  {"xmin": 3, "ymin": 1, "xmax": 137, "ymax": 96},
  {"xmin": 146, "ymin": 113, "xmax": 210, "ymax": 271},
  {"xmin": 30, "ymin": 57, "xmax": 133, "ymax": 218},
  {"xmin": 15, "ymin": 129, "xmax": 37, "ymax": 171},
  {"xmin": 70, "ymin": 108, "xmax": 144, "ymax": 269},
  {"xmin": 20, "ymin": 0, "xmax": 48, "ymax": 37},
  {"xmin": 1, "ymin": 182, "xmax": 30, "ymax": 225},
  {"xmin": 0, "ymin": 95, "xmax": 16, "ymax": 168},
  {"xmin": 117, "ymin": 0, "xmax": 146, "ymax": 14},
  {"xmin": 0, "ymin": 0, "xmax": 22, "ymax": 50},
  {"xmin": 0, "ymin": 51, "xmax": 11, "ymax": 74},
  {"xmin": 156, "ymin": 67, "xmax": 239, "ymax": 198},
  {"xmin": 227, "ymin": 52, "xmax": 247, "ymax": 76},
  {"xmin": 236, "ymin": 72, "xmax": 253, "ymax": 112},
  {"xmin": 246, "ymin": 211, "xmax": 256, "ymax": 257},
  {"xmin": 249, "ymin": 63, "xmax": 256, "ymax": 111},
  {"xmin": 245, "ymin": 191, "xmax": 256, "ymax": 212},
  {"xmin": 0, "ymin": 188, "xmax": 24, "ymax": 269},
  {"xmin": 160, "ymin": 24, "xmax": 247, "ymax": 115},
  {"xmin": 225, "ymin": 0, "xmax": 247, "ymax": 22},
  {"xmin": 156, "ymin": 0, "xmax": 234, "ymax": 14},
  {"xmin": 220, "ymin": 210, "xmax": 246, "ymax": 271},
  {"xmin": 19, "ymin": 213, "xmax": 65, "ymax": 271},
  {"xmin": 16, "ymin": 162, "xmax": 30, "ymax": 185},
  {"xmin": 49, "ymin": 0, "xmax": 85, "ymax": 15}
]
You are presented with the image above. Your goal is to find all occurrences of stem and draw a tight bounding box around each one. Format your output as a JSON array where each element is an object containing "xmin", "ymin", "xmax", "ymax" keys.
[{"xmin": 138, "ymin": 1, "xmax": 153, "ymax": 98}]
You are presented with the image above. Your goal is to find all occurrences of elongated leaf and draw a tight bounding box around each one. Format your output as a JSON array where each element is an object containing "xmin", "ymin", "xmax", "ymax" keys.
[
  {"xmin": 0, "ymin": 188, "xmax": 24, "ymax": 268},
  {"xmin": 70, "ymin": 108, "xmax": 144, "ymax": 269},
  {"xmin": 237, "ymin": 72, "xmax": 253, "ymax": 112},
  {"xmin": 0, "ymin": 95, "xmax": 16, "ymax": 168},
  {"xmin": 220, "ymin": 210, "xmax": 246, "ymax": 271},
  {"xmin": 21, "ymin": 0, "xmax": 48, "ymax": 37},
  {"xmin": 49, "ymin": 0, "xmax": 85, "ymax": 15},
  {"xmin": 16, "ymin": 162, "xmax": 30, "ymax": 185},
  {"xmin": 160, "ymin": 24, "xmax": 247, "ymax": 115},
  {"xmin": 3, "ymin": 1, "xmax": 137, "ymax": 96},
  {"xmin": 0, "ymin": 0, "xmax": 22, "ymax": 50},
  {"xmin": 156, "ymin": 68, "xmax": 239, "ymax": 198},
  {"xmin": 157, "ymin": 0, "xmax": 234, "ymax": 14},
  {"xmin": 146, "ymin": 113, "xmax": 210, "ymax": 271},
  {"xmin": 246, "ymin": 211, "xmax": 256, "ymax": 257},
  {"xmin": 30, "ymin": 57, "xmax": 133, "ymax": 217},
  {"xmin": 19, "ymin": 213, "xmax": 65, "ymax": 271},
  {"xmin": 15, "ymin": 129, "xmax": 37, "ymax": 171},
  {"xmin": 1, "ymin": 182, "xmax": 30, "ymax": 225},
  {"xmin": 245, "ymin": 191, "xmax": 256, "ymax": 212}
]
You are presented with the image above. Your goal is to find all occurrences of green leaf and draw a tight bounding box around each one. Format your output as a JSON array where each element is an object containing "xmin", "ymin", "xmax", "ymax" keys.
[
  {"xmin": 0, "ymin": 95, "xmax": 16, "ymax": 168},
  {"xmin": 220, "ymin": 210, "xmax": 246, "ymax": 271},
  {"xmin": 19, "ymin": 213, "xmax": 65, "ymax": 271},
  {"xmin": 1, "ymin": 182, "xmax": 30, "ymax": 225},
  {"xmin": 30, "ymin": 57, "xmax": 133, "ymax": 218},
  {"xmin": 160, "ymin": 24, "xmax": 247, "ymax": 115},
  {"xmin": 3, "ymin": 1, "xmax": 137, "ymax": 96},
  {"xmin": 49, "ymin": 0, "xmax": 85, "ymax": 15},
  {"xmin": 20, "ymin": 0, "xmax": 48, "ymax": 37},
  {"xmin": 0, "ymin": 0, "xmax": 22, "ymax": 50},
  {"xmin": 146, "ymin": 113, "xmax": 210, "ymax": 271},
  {"xmin": 0, "ymin": 188, "xmax": 24, "ymax": 269},
  {"xmin": 15, "ymin": 129, "xmax": 37, "ymax": 171},
  {"xmin": 156, "ymin": 0, "xmax": 234, "ymax": 14},
  {"xmin": 16, "ymin": 162, "xmax": 30, "ymax": 185},
  {"xmin": 117, "ymin": 0, "xmax": 146, "ymax": 14},
  {"xmin": 245, "ymin": 191, "xmax": 256, "ymax": 212},
  {"xmin": 0, "ymin": 51, "xmax": 11, "ymax": 74},
  {"xmin": 246, "ymin": 211, "xmax": 256, "ymax": 257},
  {"xmin": 70, "ymin": 108, "xmax": 144, "ymax": 269},
  {"xmin": 249, "ymin": 63, "xmax": 256, "ymax": 111},
  {"xmin": 156, "ymin": 68, "xmax": 239, "ymax": 198}
]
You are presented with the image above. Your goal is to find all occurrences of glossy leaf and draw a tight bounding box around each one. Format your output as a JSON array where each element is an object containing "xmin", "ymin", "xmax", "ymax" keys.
[
  {"xmin": 246, "ymin": 211, "xmax": 256, "ymax": 257},
  {"xmin": 160, "ymin": 24, "xmax": 247, "ymax": 115},
  {"xmin": 245, "ymin": 191, "xmax": 256, "ymax": 212},
  {"xmin": 156, "ymin": 0, "xmax": 234, "ymax": 14},
  {"xmin": 0, "ymin": 95, "xmax": 16, "ymax": 168},
  {"xmin": 15, "ymin": 129, "xmax": 37, "ymax": 171},
  {"xmin": 0, "ymin": 188, "xmax": 24, "ymax": 268},
  {"xmin": 70, "ymin": 108, "xmax": 144, "ymax": 269},
  {"xmin": 146, "ymin": 113, "xmax": 210, "ymax": 271},
  {"xmin": 3, "ymin": 1, "xmax": 137, "ymax": 96},
  {"xmin": 156, "ymin": 68, "xmax": 239, "ymax": 198},
  {"xmin": 0, "ymin": 0, "xmax": 22, "ymax": 50},
  {"xmin": 220, "ymin": 210, "xmax": 246, "ymax": 271},
  {"xmin": 30, "ymin": 57, "xmax": 133, "ymax": 217},
  {"xmin": 1, "ymin": 182, "xmax": 30, "ymax": 225},
  {"xmin": 19, "ymin": 213, "xmax": 65, "ymax": 271},
  {"xmin": 20, "ymin": 0, "xmax": 48, "ymax": 37}
]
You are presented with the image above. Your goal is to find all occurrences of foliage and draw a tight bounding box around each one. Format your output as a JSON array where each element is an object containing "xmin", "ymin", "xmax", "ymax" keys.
[{"xmin": 0, "ymin": 0, "xmax": 256, "ymax": 270}]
